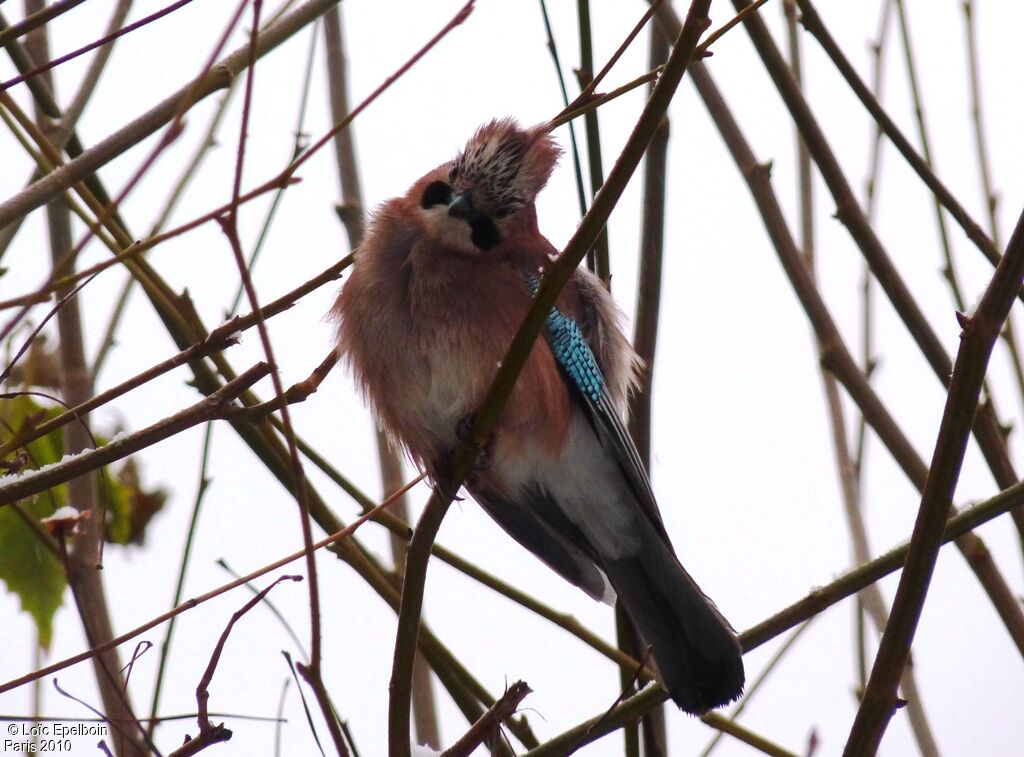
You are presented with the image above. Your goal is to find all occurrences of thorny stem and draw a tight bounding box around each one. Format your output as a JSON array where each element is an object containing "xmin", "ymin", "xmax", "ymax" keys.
[{"xmin": 844, "ymin": 205, "xmax": 1024, "ymax": 750}]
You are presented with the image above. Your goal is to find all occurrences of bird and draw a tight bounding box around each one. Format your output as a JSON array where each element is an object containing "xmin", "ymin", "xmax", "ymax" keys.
[{"xmin": 332, "ymin": 117, "xmax": 744, "ymax": 714}]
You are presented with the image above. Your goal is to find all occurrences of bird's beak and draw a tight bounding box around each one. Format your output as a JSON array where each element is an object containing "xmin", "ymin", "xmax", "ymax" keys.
[{"xmin": 447, "ymin": 192, "xmax": 475, "ymax": 221}]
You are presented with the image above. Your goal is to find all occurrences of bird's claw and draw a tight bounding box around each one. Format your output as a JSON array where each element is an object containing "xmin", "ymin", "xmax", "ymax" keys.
[
  {"xmin": 455, "ymin": 413, "xmax": 493, "ymax": 473},
  {"xmin": 456, "ymin": 413, "xmax": 477, "ymax": 445}
]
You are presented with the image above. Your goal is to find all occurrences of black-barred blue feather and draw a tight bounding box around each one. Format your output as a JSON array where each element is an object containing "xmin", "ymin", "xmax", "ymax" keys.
[{"xmin": 523, "ymin": 273, "xmax": 605, "ymax": 403}]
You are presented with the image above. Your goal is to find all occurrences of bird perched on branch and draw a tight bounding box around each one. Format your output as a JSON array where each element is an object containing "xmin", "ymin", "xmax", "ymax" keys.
[{"xmin": 333, "ymin": 118, "xmax": 744, "ymax": 714}]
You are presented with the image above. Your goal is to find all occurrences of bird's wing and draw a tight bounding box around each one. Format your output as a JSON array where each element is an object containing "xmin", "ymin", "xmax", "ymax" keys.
[
  {"xmin": 524, "ymin": 273, "xmax": 674, "ymax": 548},
  {"xmin": 467, "ymin": 483, "xmax": 612, "ymax": 602}
]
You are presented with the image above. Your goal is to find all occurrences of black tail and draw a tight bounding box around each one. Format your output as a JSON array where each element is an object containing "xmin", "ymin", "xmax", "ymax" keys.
[{"xmin": 604, "ymin": 529, "xmax": 745, "ymax": 714}]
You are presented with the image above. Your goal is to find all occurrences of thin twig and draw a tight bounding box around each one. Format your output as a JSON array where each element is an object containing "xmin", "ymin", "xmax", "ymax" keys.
[
  {"xmin": 1, "ymin": 0, "xmax": 197, "ymax": 92},
  {"xmin": 0, "ymin": 363, "xmax": 271, "ymax": 506},
  {"xmin": 0, "ymin": 0, "xmax": 88, "ymax": 49},
  {"xmin": 574, "ymin": 0, "xmax": 610, "ymax": 279},
  {"xmin": 623, "ymin": 18, "xmax": 671, "ymax": 757},
  {"xmin": 892, "ymin": 0, "xmax": 964, "ymax": 309},
  {"xmin": 23, "ymin": 12, "xmax": 144, "ymax": 754},
  {"xmin": 195, "ymin": 575, "xmax": 302, "ymax": 732},
  {"xmin": 0, "ymin": 325, "xmax": 240, "ymax": 459},
  {"xmin": 441, "ymin": 681, "xmax": 532, "ymax": 757},
  {"xmin": 94, "ymin": 80, "xmax": 239, "ymax": 378},
  {"xmin": 58, "ymin": 0, "xmax": 134, "ymax": 137},
  {"xmin": 537, "ymin": 0, "xmax": 589, "ymax": 228},
  {"xmin": 798, "ymin": 0, "xmax": 1024, "ymax": 568},
  {"xmin": 794, "ymin": 0, "xmax": 1004, "ymax": 270},
  {"xmin": 961, "ymin": 0, "xmax": 1024, "ymax": 436},
  {"xmin": 215, "ymin": 2, "xmax": 344, "ymax": 750},
  {"xmin": 146, "ymin": 423, "xmax": 217, "ymax": 740},
  {"xmin": 0, "ymin": 472, "xmax": 421, "ymax": 695}
]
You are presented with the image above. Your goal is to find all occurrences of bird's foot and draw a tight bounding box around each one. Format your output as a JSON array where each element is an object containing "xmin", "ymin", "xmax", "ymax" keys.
[{"xmin": 456, "ymin": 413, "xmax": 493, "ymax": 472}]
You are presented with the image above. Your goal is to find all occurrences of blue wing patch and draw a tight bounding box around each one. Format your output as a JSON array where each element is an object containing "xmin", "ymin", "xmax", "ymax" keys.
[
  {"xmin": 523, "ymin": 271, "xmax": 672, "ymax": 545},
  {"xmin": 523, "ymin": 274, "xmax": 605, "ymax": 403}
]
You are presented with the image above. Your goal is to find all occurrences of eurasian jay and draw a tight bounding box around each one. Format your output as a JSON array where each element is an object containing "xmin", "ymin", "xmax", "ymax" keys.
[{"xmin": 333, "ymin": 118, "xmax": 744, "ymax": 714}]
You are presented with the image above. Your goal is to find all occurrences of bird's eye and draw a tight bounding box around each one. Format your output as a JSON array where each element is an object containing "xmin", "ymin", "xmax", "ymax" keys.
[
  {"xmin": 494, "ymin": 206, "xmax": 514, "ymax": 219},
  {"xmin": 421, "ymin": 181, "xmax": 453, "ymax": 209}
]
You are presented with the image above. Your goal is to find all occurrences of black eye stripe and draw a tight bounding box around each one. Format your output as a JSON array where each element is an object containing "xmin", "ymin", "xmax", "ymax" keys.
[
  {"xmin": 470, "ymin": 217, "xmax": 500, "ymax": 250},
  {"xmin": 421, "ymin": 180, "xmax": 453, "ymax": 209}
]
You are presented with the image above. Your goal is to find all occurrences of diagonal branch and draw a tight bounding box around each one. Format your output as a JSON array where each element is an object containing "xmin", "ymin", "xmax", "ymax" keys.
[
  {"xmin": 0, "ymin": 363, "xmax": 271, "ymax": 506},
  {"xmin": 844, "ymin": 207, "xmax": 1024, "ymax": 753}
]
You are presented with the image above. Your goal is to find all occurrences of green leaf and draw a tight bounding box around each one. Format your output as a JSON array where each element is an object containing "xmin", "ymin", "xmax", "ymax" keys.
[
  {"xmin": 0, "ymin": 393, "xmax": 169, "ymax": 646},
  {"xmin": 0, "ymin": 506, "xmax": 65, "ymax": 649},
  {"xmin": 0, "ymin": 395, "xmax": 68, "ymax": 649}
]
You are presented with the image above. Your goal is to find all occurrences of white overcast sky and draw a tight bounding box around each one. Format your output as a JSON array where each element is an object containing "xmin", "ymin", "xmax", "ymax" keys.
[{"xmin": 2, "ymin": 1, "xmax": 1024, "ymax": 755}]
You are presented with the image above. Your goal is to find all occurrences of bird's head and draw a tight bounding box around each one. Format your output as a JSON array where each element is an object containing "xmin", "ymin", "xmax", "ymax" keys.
[{"xmin": 413, "ymin": 118, "xmax": 561, "ymax": 254}]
